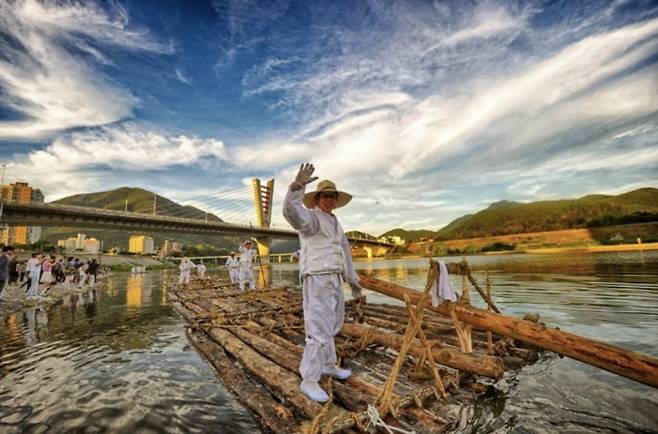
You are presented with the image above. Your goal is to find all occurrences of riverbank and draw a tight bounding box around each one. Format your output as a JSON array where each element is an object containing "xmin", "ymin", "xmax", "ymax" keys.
[
  {"xmin": 523, "ymin": 242, "xmax": 658, "ymax": 254},
  {"xmin": 0, "ymin": 276, "xmax": 104, "ymax": 319}
]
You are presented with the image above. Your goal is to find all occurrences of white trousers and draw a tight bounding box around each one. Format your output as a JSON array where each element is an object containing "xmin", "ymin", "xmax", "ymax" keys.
[
  {"xmin": 179, "ymin": 270, "xmax": 191, "ymax": 284},
  {"xmin": 26, "ymin": 271, "xmax": 40, "ymax": 297},
  {"xmin": 229, "ymin": 268, "xmax": 239, "ymax": 283},
  {"xmin": 78, "ymin": 272, "xmax": 87, "ymax": 287},
  {"xmin": 300, "ymin": 273, "xmax": 345, "ymax": 382},
  {"xmin": 239, "ymin": 265, "xmax": 255, "ymax": 291}
]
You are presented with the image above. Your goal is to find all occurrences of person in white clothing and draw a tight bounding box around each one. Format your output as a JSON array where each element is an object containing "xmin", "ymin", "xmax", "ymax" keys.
[
  {"xmin": 238, "ymin": 241, "xmax": 257, "ymax": 291},
  {"xmin": 179, "ymin": 258, "xmax": 194, "ymax": 284},
  {"xmin": 283, "ymin": 163, "xmax": 363, "ymax": 403},
  {"xmin": 78, "ymin": 262, "xmax": 89, "ymax": 288},
  {"xmin": 25, "ymin": 253, "xmax": 43, "ymax": 298},
  {"xmin": 225, "ymin": 253, "xmax": 239, "ymax": 283},
  {"xmin": 196, "ymin": 261, "xmax": 207, "ymax": 279}
]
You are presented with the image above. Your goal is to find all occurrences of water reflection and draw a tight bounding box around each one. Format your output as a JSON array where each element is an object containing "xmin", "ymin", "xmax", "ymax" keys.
[
  {"xmin": 126, "ymin": 274, "xmax": 144, "ymax": 307},
  {"xmin": 0, "ymin": 273, "xmax": 263, "ymax": 434},
  {"xmin": 0, "ymin": 252, "xmax": 656, "ymax": 434}
]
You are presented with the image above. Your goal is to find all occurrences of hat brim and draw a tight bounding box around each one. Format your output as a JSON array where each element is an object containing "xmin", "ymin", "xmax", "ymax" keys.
[{"xmin": 303, "ymin": 190, "xmax": 352, "ymax": 209}]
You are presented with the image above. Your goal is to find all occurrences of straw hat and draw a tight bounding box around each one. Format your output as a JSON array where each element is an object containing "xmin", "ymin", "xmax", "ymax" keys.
[{"xmin": 303, "ymin": 179, "xmax": 352, "ymax": 209}]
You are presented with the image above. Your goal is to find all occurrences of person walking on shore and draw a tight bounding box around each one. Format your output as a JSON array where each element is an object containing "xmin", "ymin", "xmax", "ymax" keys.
[
  {"xmin": 179, "ymin": 257, "xmax": 194, "ymax": 284},
  {"xmin": 78, "ymin": 261, "xmax": 89, "ymax": 288},
  {"xmin": 8, "ymin": 249, "xmax": 18, "ymax": 286},
  {"xmin": 238, "ymin": 241, "xmax": 257, "ymax": 291},
  {"xmin": 196, "ymin": 260, "xmax": 206, "ymax": 279},
  {"xmin": 87, "ymin": 259, "xmax": 99, "ymax": 287},
  {"xmin": 25, "ymin": 252, "xmax": 43, "ymax": 298},
  {"xmin": 40, "ymin": 256, "xmax": 54, "ymax": 286},
  {"xmin": 0, "ymin": 246, "xmax": 15, "ymax": 297},
  {"xmin": 225, "ymin": 253, "xmax": 239, "ymax": 284},
  {"xmin": 283, "ymin": 163, "xmax": 363, "ymax": 403}
]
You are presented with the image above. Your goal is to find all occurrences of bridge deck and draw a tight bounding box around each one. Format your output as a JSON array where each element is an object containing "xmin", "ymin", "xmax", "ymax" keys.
[{"xmin": 0, "ymin": 201, "xmax": 393, "ymax": 247}]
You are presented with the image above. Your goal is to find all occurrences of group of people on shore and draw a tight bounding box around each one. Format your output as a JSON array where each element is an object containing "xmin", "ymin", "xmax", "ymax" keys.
[{"xmin": 0, "ymin": 246, "xmax": 106, "ymax": 301}]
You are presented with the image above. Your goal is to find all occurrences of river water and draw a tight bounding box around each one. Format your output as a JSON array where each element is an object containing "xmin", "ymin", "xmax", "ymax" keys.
[{"xmin": 1, "ymin": 251, "xmax": 657, "ymax": 433}]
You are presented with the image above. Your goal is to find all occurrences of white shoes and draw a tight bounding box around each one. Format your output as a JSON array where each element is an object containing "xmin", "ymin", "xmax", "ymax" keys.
[
  {"xmin": 322, "ymin": 364, "xmax": 352, "ymax": 380},
  {"xmin": 300, "ymin": 381, "xmax": 329, "ymax": 402}
]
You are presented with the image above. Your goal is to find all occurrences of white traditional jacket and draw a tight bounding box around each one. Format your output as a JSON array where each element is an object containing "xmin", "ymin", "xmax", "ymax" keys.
[
  {"xmin": 283, "ymin": 186, "xmax": 358, "ymax": 283},
  {"xmin": 238, "ymin": 246, "xmax": 257, "ymax": 266}
]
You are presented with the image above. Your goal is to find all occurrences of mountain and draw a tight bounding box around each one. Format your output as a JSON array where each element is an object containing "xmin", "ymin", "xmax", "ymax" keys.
[
  {"xmin": 435, "ymin": 187, "xmax": 658, "ymax": 240},
  {"xmin": 42, "ymin": 187, "xmax": 240, "ymax": 252},
  {"xmin": 52, "ymin": 187, "xmax": 222, "ymax": 221}
]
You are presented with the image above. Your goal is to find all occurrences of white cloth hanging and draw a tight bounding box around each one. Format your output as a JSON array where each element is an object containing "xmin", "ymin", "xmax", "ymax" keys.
[{"xmin": 431, "ymin": 260, "xmax": 457, "ymax": 307}]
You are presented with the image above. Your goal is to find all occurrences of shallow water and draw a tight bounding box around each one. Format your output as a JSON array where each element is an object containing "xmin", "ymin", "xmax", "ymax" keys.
[{"xmin": 1, "ymin": 251, "xmax": 657, "ymax": 433}]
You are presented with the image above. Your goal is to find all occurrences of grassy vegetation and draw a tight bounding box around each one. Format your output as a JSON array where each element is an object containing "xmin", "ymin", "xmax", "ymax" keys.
[
  {"xmin": 419, "ymin": 222, "xmax": 658, "ymax": 256},
  {"xmin": 434, "ymin": 188, "xmax": 658, "ymax": 240}
]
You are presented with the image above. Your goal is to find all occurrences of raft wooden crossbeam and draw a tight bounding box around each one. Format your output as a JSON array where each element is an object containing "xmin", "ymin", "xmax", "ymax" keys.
[{"xmin": 358, "ymin": 272, "xmax": 658, "ymax": 389}]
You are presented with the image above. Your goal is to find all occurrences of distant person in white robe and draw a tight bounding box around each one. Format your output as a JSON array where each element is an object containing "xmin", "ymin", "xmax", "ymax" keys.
[
  {"xmin": 179, "ymin": 258, "xmax": 194, "ymax": 284},
  {"xmin": 225, "ymin": 253, "xmax": 239, "ymax": 284},
  {"xmin": 196, "ymin": 261, "xmax": 207, "ymax": 278},
  {"xmin": 238, "ymin": 241, "xmax": 257, "ymax": 291}
]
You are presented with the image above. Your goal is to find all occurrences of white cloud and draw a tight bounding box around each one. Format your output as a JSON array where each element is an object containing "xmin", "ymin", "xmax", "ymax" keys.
[
  {"xmin": 5, "ymin": 123, "xmax": 228, "ymax": 199},
  {"xmin": 0, "ymin": 0, "xmax": 171, "ymax": 140}
]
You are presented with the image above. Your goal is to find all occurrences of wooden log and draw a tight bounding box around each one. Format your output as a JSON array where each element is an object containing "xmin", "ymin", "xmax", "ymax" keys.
[
  {"xmin": 485, "ymin": 273, "xmax": 494, "ymax": 355},
  {"xmin": 359, "ymin": 304, "xmax": 491, "ymax": 339},
  {"xmin": 185, "ymin": 328, "xmax": 298, "ymax": 434},
  {"xmin": 340, "ymin": 323, "xmax": 504, "ymax": 379},
  {"xmin": 205, "ymin": 326, "xmax": 324, "ymax": 418},
  {"xmin": 174, "ymin": 303, "xmax": 297, "ymax": 433},
  {"xmin": 225, "ymin": 324, "xmax": 370, "ymax": 412},
  {"xmin": 359, "ymin": 307, "xmax": 490, "ymax": 343},
  {"xmin": 358, "ymin": 273, "xmax": 658, "ymax": 389},
  {"xmin": 360, "ymin": 313, "xmax": 491, "ymax": 351}
]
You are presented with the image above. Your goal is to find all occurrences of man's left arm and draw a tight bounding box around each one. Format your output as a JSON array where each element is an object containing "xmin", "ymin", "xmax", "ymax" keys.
[{"xmin": 342, "ymin": 236, "xmax": 362, "ymax": 298}]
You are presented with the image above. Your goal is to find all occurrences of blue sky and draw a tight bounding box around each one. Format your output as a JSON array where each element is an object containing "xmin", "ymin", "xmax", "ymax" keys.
[{"xmin": 1, "ymin": 0, "xmax": 657, "ymax": 234}]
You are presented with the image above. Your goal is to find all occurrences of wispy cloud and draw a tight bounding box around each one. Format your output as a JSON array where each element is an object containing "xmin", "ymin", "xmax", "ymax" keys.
[
  {"xmin": 0, "ymin": 0, "xmax": 171, "ymax": 140},
  {"xmin": 235, "ymin": 3, "xmax": 658, "ymax": 232},
  {"xmin": 2, "ymin": 1, "xmax": 657, "ymax": 235},
  {"xmin": 5, "ymin": 122, "xmax": 228, "ymax": 199}
]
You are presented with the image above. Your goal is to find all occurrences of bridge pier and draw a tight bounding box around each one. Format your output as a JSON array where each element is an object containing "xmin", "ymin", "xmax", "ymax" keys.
[
  {"xmin": 253, "ymin": 178, "xmax": 274, "ymax": 285},
  {"xmin": 364, "ymin": 246, "xmax": 373, "ymax": 259},
  {"xmin": 255, "ymin": 237, "xmax": 271, "ymax": 265}
]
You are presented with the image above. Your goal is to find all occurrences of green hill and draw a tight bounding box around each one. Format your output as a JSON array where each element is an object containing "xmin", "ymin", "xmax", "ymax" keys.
[
  {"xmin": 435, "ymin": 187, "xmax": 658, "ymax": 240},
  {"xmin": 42, "ymin": 187, "xmax": 241, "ymax": 252},
  {"xmin": 52, "ymin": 187, "xmax": 222, "ymax": 221}
]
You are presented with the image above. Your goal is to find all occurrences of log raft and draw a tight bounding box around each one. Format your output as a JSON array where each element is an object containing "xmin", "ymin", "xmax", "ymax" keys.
[{"xmin": 171, "ymin": 260, "xmax": 657, "ymax": 433}]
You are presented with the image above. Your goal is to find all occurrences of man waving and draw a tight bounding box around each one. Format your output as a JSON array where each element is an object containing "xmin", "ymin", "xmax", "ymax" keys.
[{"xmin": 283, "ymin": 163, "xmax": 363, "ymax": 402}]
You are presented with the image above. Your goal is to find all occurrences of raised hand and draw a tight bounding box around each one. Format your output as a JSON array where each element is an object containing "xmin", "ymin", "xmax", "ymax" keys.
[{"xmin": 291, "ymin": 163, "xmax": 319, "ymax": 190}]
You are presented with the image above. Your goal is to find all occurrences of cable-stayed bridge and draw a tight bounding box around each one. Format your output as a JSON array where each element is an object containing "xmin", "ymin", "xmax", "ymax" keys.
[{"xmin": 0, "ymin": 179, "xmax": 392, "ymax": 261}]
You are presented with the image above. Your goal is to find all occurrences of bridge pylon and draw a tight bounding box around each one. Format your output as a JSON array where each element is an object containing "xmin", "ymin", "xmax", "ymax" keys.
[{"xmin": 252, "ymin": 178, "xmax": 274, "ymax": 265}]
